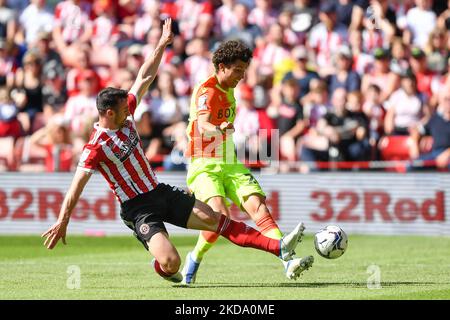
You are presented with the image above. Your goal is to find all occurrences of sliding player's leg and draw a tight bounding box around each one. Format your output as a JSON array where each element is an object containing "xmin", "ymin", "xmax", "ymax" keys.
[
  {"xmin": 154, "ymin": 183, "xmax": 305, "ymax": 284},
  {"xmin": 186, "ymin": 199, "xmax": 304, "ymax": 261},
  {"xmin": 242, "ymin": 196, "xmax": 313, "ymax": 280},
  {"xmin": 230, "ymin": 168, "xmax": 313, "ymax": 280},
  {"xmin": 120, "ymin": 191, "xmax": 183, "ymax": 284},
  {"xmin": 148, "ymin": 232, "xmax": 183, "ymax": 283}
]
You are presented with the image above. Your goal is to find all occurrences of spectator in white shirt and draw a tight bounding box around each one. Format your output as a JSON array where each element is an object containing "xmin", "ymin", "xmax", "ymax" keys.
[
  {"xmin": 405, "ymin": 0, "xmax": 437, "ymax": 48},
  {"xmin": 18, "ymin": 0, "xmax": 54, "ymax": 46},
  {"xmin": 384, "ymin": 71, "xmax": 429, "ymax": 135}
]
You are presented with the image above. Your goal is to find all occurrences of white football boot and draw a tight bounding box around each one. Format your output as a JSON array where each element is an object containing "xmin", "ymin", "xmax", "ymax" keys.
[
  {"xmin": 285, "ymin": 256, "xmax": 314, "ymax": 280},
  {"xmin": 279, "ymin": 222, "xmax": 305, "ymax": 261}
]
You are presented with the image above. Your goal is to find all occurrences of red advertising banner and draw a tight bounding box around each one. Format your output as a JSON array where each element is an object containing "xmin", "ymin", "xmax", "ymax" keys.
[{"xmin": 0, "ymin": 172, "xmax": 448, "ymax": 236}]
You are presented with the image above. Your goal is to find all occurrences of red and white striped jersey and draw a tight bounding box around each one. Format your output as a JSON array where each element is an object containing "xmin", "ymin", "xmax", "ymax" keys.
[
  {"xmin": 91, "ymin": 15, "xmax": 119, "ymax": 47},
  {"xmin": 309, "ymin": 23, "xmax": 348, "ymax": 69},
  {"xmin": 214, "ymin": 4, "xmax": 236, "ymax": 37},
  {"xmin": 54, "ymin": 0, "xmax": 92, "ymax": 44},
  {"xmin": 248, "ymin": 7, "xmax": 278, "ymax": 33},
  {"xmin": 78, "ymin": 93, "xmax": 159, "ymax": 203}
]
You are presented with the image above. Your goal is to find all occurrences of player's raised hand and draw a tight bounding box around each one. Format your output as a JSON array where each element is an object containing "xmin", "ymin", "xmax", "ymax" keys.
[
  {"xmin": 160, "ymin": 18, "xmax": 174, "ymax": 46},
  {"xmin": 42, "ymin": 220, "xmax": 68, "ymax": 250}
]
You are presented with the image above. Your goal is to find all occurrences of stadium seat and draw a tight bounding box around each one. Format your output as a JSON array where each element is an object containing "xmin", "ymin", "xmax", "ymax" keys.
[
  {"xmin": 378, "ymin": 135, "xmax": 413, "ymax": 161},
  {"xmin": 378, "ymin": 135, "xmax": 413, "ymax": 172}
]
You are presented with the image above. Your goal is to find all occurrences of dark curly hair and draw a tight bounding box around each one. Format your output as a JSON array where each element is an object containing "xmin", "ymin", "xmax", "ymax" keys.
[{"xmin": 212, "ymin": 40, "xmax": 253, "ymax": 72}]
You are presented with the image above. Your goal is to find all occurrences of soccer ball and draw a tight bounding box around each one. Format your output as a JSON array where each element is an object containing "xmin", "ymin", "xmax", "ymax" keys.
[{"xmin": 314, "ymin": 225, "xmax": 348, "ymax": 259}]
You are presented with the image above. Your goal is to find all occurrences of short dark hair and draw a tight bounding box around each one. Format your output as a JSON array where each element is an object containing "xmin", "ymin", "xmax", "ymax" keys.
[
  {"xmin": 212, "ymin": 40, "xmax": 253, "ymax": 72},
  {"xmin": 96, "ymin": 87, "xmax": 128, "ymax": 115},
  {"xmin": 368, "ymin": 84, "xmax": 381, "ymax": 94}
]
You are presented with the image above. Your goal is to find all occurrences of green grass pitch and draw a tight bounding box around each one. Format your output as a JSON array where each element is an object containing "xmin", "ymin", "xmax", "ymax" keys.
[{"xmin": 1, "ymin": 234, "xmax": 449, "ymax": 300}]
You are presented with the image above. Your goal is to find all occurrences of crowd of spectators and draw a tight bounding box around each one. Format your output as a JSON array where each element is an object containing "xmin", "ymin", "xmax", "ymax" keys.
[{"xmin": 0, "ymin": 0, "xmax": 449, "ymax": 173}]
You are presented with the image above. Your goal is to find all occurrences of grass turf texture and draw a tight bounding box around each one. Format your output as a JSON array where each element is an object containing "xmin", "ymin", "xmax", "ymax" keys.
[{"xmin": 1, "ymin": 235, "xmax": 449, "ymax": 300}]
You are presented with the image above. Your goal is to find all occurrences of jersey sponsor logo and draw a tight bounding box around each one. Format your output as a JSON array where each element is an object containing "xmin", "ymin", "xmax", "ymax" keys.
[
  {"xmin": 108, "ymin": 129, "xmax": 139, "ymax": 161},
  {"xmin": 140, "ymin": 223, "xmax": 150, "ymax": 235},
  {"xmin": 197, "ymin": 94, "xmax": 208, "ymax": 111},
  {"xmin": 216, "ymin": 108, "xmax": 235, "ymax": 120}
]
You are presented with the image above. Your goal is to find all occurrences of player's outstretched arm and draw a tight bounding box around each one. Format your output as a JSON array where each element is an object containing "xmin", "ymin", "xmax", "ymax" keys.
[
  {"xmin": 129, "ymin": 18, "xmax": 174, "ymax": 105},
  {"xmin": 197, "ymin": 113, "xmax": 235, "ymax": 136},
  {"xmin": 42, "ymin": 168, "xmax": 92, "ymax": 249}
]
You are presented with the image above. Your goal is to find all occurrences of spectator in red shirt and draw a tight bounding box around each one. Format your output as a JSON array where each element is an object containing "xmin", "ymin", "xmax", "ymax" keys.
[
  {"xmin": 409, "ymin": 46, "xmax": 436, "ymax": 101},
  {"xmin": 66, "ymin": 48, "xmax": 101, "ymax": 97},
  {"xmin": 0, "ymin": 86, "xmax": 22, "ymax": 138}
]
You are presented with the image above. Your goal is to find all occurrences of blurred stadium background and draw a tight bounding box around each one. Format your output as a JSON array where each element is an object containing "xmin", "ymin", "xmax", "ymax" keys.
[{"xmin": 0, "ymin": 0, "xmax": 449, "ymax": 299}]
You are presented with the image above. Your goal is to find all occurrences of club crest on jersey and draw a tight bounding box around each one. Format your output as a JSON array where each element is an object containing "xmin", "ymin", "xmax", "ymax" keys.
[
  {"xmin": 140, "ymin": 224, "xmax": 150, "ymax": 235},
  {"xmin": 197, "ymin": 94, "xmax": 208, "ymax": 111}
]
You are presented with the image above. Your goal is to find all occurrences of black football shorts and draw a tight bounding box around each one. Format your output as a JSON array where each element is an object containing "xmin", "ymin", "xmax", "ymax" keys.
[{"xmin": 120, "ymin": 183, "xmax": 196, "ymax": 250}]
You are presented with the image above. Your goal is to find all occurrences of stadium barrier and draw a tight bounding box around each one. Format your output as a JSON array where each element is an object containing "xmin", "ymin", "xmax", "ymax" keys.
[
  {"xmin": 0, "ymin": 172, "xmax": 448, "ymax": 236},
  {"xmin": 250, "ymin": 159, "xmax": 448, "ymax": 172}
]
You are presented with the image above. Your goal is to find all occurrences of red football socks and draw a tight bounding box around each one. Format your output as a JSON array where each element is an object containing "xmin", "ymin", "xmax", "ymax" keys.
[
  {"xmin": 255, "ymin": 215, "xmax": 280, "ymax": 235},
  {"xmin": 215, "ymin": 215, "xmax": 280, "ymax": 257}
]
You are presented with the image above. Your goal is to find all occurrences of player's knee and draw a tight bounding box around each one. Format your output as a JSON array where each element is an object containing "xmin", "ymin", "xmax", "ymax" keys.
[
  {"xmin": 257, "ymin": 203, "xmax": 270, "ymax": 217},
  {"xmin": 207, "ymin": 198, "xmax": 229, "ymax": 216},
  {"xmin": 205, "ymin": 211, "xmax": 220, "ymax": 226},
  {"xmin": 200, "ymin": 201, "xmax": 223, "ymax": 224},
  {"xmin": 159, "ymin": 254, "xmax": 181, "ymax": 274},
  {"xmin": 247, "ymin": 201, "xmax": 270, "ymax": 220}
]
